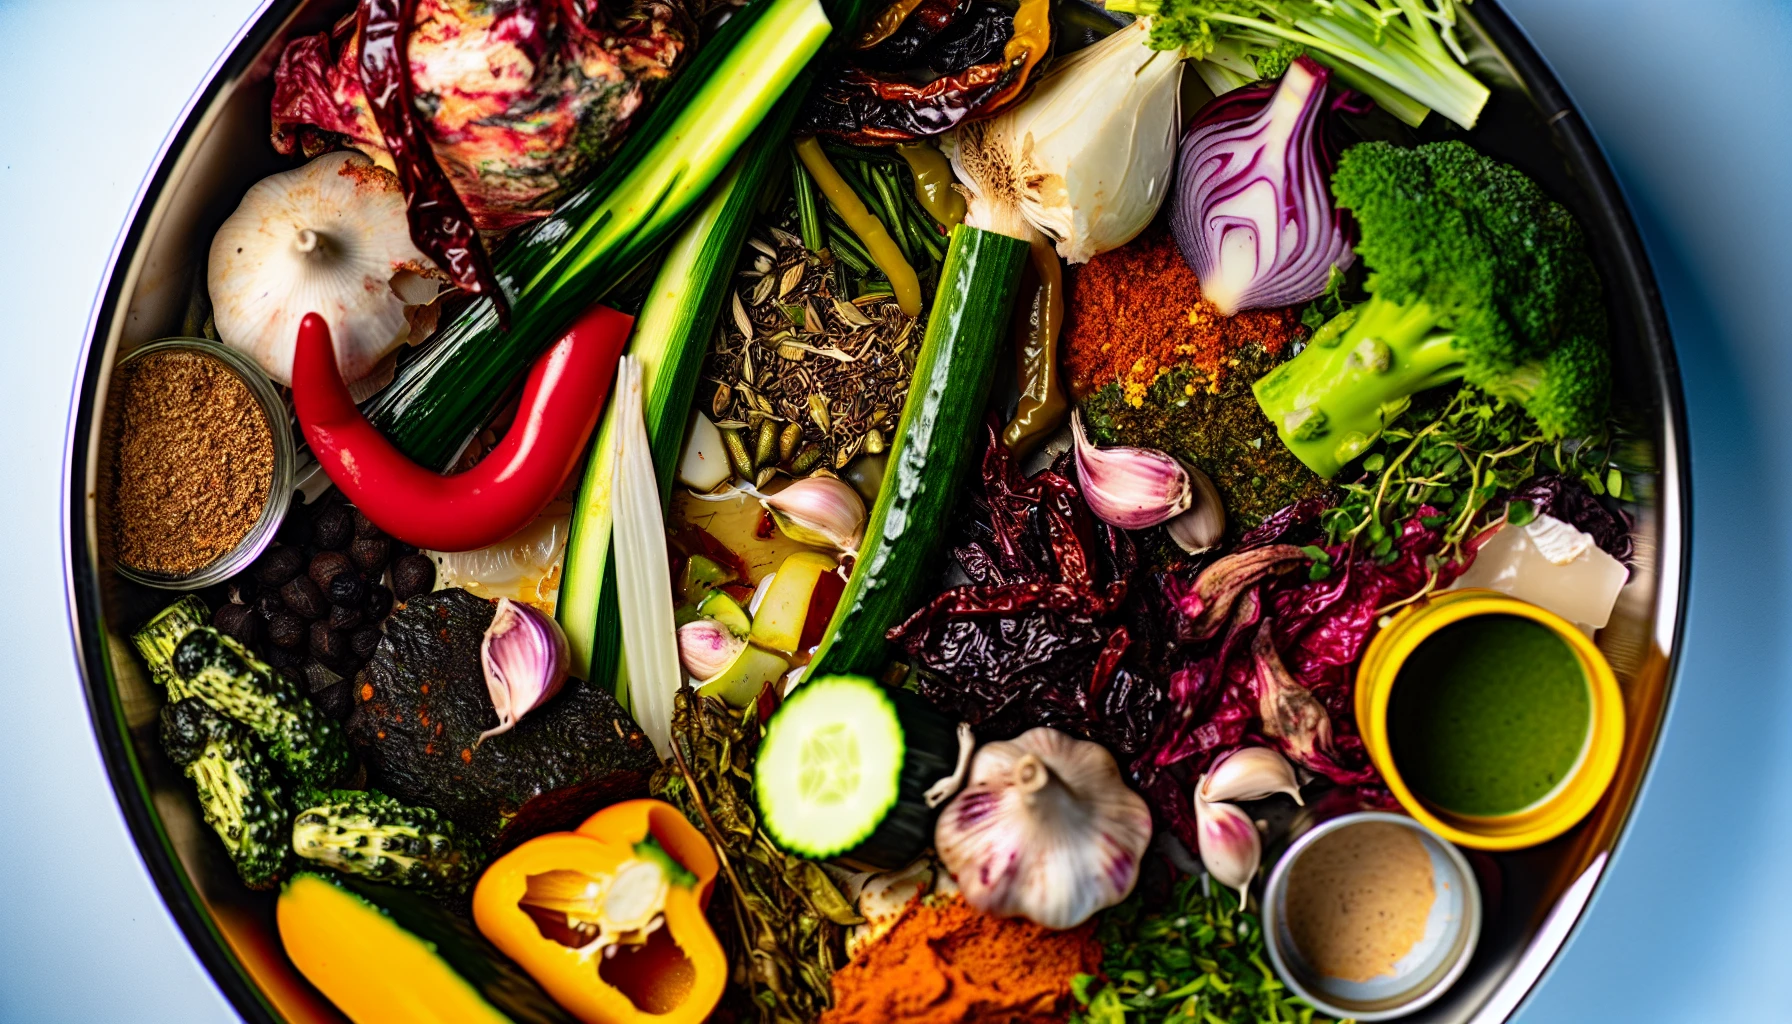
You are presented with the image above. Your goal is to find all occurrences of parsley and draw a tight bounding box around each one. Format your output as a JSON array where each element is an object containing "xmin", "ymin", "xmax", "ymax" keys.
[{"xmin": 1070, "ymin": 878, "xmax": 1335, "ymax": 1024}]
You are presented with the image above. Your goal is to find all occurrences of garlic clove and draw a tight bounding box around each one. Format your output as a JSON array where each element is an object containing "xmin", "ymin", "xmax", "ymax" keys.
[
  {"xmin": 1166, "ymin": 463, "xmax": 1225, "ymax": 554},
  {"xmin": 479, "ymin": 597, "xmax": 570, "ymax": 741},
  {"xmin": 1199, "ymin": 746, "xmax": 1304, "ymax": 806},
  {"xmin": 678, "ymin": 411, "xmax": 732, "ymax": 492},
  {"xmin": 1194, "ymin": 792, "xmax": 1261, "ymax": 906},
  {"xmin": 935, "ymin": 727, "xmax": 1153, "ymax": 930},
  {"xmin": 760, "ymin": 476, "xmax": 867, "ymax": 553},
  {"xmin": 1071, "ymin": 410, "xmax": 1193, "ymax": 530},
  {"xmin": 677, "ymin": 618, "xmax": 747, "ymax": 680}
]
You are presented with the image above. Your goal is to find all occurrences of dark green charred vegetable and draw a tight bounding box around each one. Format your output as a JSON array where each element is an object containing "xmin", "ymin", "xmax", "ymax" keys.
[
  {"xmin": 170, "ymin": 627, "xmax": 352, "ymax": 788},
  {"xmin": 161, "ymin": 697, "xmax": 290, "ymax": 889},
  {"xmin": 346, "ymin": 589, "xmax": 659, "ymax": 849},
  {"xmin": 131, "ymin": 595, "xmax": 209, "ymax": 697},
  {"xmin": 292, "ymin": 789, "xmax": 481, "ymax": 893}
]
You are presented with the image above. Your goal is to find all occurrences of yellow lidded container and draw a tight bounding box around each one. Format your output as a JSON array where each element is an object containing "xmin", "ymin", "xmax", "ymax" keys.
[{"xmin": 1355, "ymin": 589, "xmax": 1624, "ymax": 851}]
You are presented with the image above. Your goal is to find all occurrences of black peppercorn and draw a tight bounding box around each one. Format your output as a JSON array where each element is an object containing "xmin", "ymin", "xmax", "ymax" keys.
[
  {"xmin": 312, "ymin": 506, "xmax": 353, "ymax": 550},
  {"xmin": 362, "ymin": 583, "xmax": 394, "ymax": 622},
  {"xmin": 390, "ymin": 554, "xmax": 436, "ymax": 600},
  {"xmin": 327, "ymin": 571, "xmax": 366, "ymax": 607},
  {"xmin": 281, "ymin": 575, "xmax": 327, "ymax": 619},
  {"xmin": 266, "ymin": 612, "xmax": 307, "ymax": 649},
  {"xmin": 310, "ymin": 679, "xmax": 354, "ymax": 720},
  {"xmin": 253, "ymin": 546, "xmax": 305, "ymax": 588},
  {"xmin": 310, "ymin": 620, "xmax": 350, "ymax": 664},
  {"xmin": 308, "ymin": 550, "xmax": 354, "ymax": 591},
  {"xmin": 349, "ymin": 535, "xmax": 391, "ymax": 573},
  {"xmin": 261, "ymin": 643, "xmax": 304, "ymax": 669},
  {"xmin": 328, "ymin": 603, "xmax": 363, "ymax": 631},
  {"xmin": 352, "ymin": 508, "xmax": 384, "ymax": 540},
  {"xmin": 211, "ymin": 603, "xmax": 259, "ymax": 646},
  {"xmin": 254, "ymin": 592, "xmax": 285, "ymax": 621},
  {"xmin": 350, "ymin": 626, "xmax": 382, "ymax": 660}
]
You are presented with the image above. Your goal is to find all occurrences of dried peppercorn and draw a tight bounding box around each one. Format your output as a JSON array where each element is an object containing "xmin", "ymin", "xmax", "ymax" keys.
[
  {"xmin": 390, "ymin": 554, "xmax": 435, "ymax": 601},
  {"xmin": 254, "ymin": 592, "xmax": 286, "ymax": 621},
  {"xmin": 267, "ymin": 612, "xmax": 308, "ymax": 650},
  {"xmin": 329, "ymin": 603, "xmax": 364, "ymax": 631},
  {"xmin": 352, "ymin": 508, "xmax": 383, "ymax": 540},
  {"xmin": 327, "ymin": 572, "xmax": 367, "ymax": 607},
  {"xmin": 363, "ymin": 583, "xmax": 394, "ymax": 621},
  {"xmin": 350, "ymin": 626, "xmax": 383, "ymax": 661},
  {"xmin": 349, "ymin": 535, "xmax": 391, "ymax": 573},
  {"xmin": 212, "ymin": 603, "xmax": 259, "ymax": 647},
  {"xmin": 312, "ymin": 506, "xmax": 353, "ymax": 550},
  {"xmin": 254, "ymin": 546, "xmax": 305, "ymax": 588},
  {"xmin": 310, "ymin": 620, "xmax": 350, "ymax": 664},
  {"xmin": 281, "ymin": 575, "xmax": 328, "ymax": 619},
  {"xmin": 308, "ymin": 550, "xmax": 355, "ymax": 591}
]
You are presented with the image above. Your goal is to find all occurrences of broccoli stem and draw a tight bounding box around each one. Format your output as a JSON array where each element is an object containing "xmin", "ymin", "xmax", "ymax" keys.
[{"xmin": 1253, "ymin": 296, "xmax": 1468, "ymax": 478}]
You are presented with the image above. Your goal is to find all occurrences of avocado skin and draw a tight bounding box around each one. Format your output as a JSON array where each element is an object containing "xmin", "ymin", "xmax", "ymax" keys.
[{"xmin": 346, "ymin": 588, "xmax": 657, "ymax": 850}]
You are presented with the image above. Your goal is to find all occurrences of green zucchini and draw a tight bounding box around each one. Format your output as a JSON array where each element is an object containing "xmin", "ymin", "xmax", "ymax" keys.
[
  {"xmin": 804, "ymin": 225, "xmax": 1030, "ymax": 679},
  {"xmin": 557, "ymin": 110, "xmax": 800, "ymax": 687},
  {"xmin": 130, "ymin": 595, "xmax": 209, "ymax": 697},
  {"xmin": 362, "ymin": 0, "xmax": 833, "ymax": 469},
  {"xmin": 755, "ymin": 674, "xmax": 957, "ymax": 868},
  {"xmin": 278, "ymin": 871, "xmax": 576, "ymax": 1024}
]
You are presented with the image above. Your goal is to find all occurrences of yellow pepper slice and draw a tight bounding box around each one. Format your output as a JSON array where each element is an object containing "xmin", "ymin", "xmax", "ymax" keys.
[{"xmin": 795, "ymin": 136, "xmax": 923, "ymax": 316}]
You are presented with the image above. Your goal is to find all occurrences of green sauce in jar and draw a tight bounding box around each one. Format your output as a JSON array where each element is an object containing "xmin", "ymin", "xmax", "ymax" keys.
[{"xmin": 1388, "ymin": 614, "xmax": 1591, "ymax": 817}]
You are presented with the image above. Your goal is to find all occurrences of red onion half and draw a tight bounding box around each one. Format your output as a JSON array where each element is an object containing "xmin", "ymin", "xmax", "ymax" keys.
[{"xmin": 1171, "ymin": 56, "xmax": 1354, "ymax": 316}]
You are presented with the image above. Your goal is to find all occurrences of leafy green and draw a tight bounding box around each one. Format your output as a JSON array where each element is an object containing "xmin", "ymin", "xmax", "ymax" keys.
[
  {"xmin": 1071, "ymin": 877, "xmax": 1333, "ymax": 1024},
  {"xmin": 1319, "ymin": 385, "xmax": 1623, "ymax": 557}
]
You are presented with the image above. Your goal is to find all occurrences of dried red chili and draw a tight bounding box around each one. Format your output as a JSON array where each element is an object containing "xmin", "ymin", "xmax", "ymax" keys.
[{"xmin": 358, "ymin": 0, "xmax": 510, "ymax": 322}]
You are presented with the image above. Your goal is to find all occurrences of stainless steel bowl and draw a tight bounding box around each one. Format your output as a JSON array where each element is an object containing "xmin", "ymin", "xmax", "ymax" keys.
[{"xmin": 60, "ymin": 2, "xmax": 1689, "ymax": 1021}]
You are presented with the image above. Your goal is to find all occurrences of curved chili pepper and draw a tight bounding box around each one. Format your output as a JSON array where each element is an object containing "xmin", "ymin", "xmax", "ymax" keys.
[{"xmin": 293, "ymin": 306, "xmax": 631, "ymax": 552}]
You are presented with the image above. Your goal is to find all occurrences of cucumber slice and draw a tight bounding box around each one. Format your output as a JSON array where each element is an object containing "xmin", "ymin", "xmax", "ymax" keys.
[
  {"xmin": 755, "ymin": 675, "xmax": 956, "ymax": 867},
  {"xmin": 697, "ymin": 591, "xmax": 752, "ymax": 636}
]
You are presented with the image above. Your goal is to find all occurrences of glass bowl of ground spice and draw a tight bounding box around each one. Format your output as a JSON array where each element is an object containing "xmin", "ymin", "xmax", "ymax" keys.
[{"xmin": 100, "ymin": 338, "xmax": 293, "ymax": 590}]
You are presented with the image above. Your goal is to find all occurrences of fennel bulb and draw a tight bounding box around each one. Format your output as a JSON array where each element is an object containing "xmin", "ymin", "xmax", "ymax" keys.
[{"xmin": 945, "ymin": 20, "xmax": 1181, "ymax": 263}]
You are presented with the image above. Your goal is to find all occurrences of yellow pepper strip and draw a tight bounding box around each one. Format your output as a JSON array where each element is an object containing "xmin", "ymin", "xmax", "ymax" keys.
[
  {"xmin": 896, "ymin": 142, "xmax": 966, "ymax": 227},
  {"xmin": 795, "ymin": 136, "xmax": 923, "ymax": 316},
  {"xmin": 1002, "ymin": 231, "xmax": 1067, "ymax": 458},
  {"xmin": 473, "ymin": 800, "xmax": 726, "ymax": 1024}
]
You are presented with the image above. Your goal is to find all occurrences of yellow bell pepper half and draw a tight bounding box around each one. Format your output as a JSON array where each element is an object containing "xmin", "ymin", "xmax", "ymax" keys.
[{"xmin": 473, "ymin": 799, "xmax": 726, "ymax": 1024}]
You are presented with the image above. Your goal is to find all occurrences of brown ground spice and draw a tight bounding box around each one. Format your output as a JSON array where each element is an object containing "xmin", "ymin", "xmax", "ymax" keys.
[
  {"xmin": 1064, "ymin": 223, "xmax": 1298, "ymax": 404},
  {"xmin": 107, "ymin": 349, "xmax": 274, "ymax": 575},
  {"xmin": 823, "ymin": 895, "xmax": 1102, "ymax": 1024}
]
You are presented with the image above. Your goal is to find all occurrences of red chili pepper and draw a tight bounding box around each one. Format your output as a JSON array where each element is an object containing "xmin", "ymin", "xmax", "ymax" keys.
[{"xmin": 293, "ymin": 306, "xmax": 632, "ymax": 552}]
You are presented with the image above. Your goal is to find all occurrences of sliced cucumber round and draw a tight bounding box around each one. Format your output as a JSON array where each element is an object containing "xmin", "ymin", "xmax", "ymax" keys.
[{"xmin": 755, "ymin": 675, "xmax": 955, "ymax": 867}]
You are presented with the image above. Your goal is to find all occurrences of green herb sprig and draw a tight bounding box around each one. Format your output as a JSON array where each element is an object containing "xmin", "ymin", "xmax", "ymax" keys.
[{"xmin": 1071, "ymin": 877, "xmax": 1336, "ymax": 1024}]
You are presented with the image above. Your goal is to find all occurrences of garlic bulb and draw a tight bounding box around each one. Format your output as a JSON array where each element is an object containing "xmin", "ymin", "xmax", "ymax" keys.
[
  {"xmin": 678, "ymin": 618, "xmax": 747, "ymax": 680},
  {"xmin": 1072, "ymin": 410, "xmax": 1192, "ymax": 529},
  {"xmin": 1199, "ymin": 747, "xmax": 1303, "ymax": 806},
  {"xmin": 760, "ymin": 476, "xmax": 867, "ymax": 554},
  {"xmin": 935, "ymin": 727, "xmax": 1152, "ymax": 930},
  {"xmin": 1194, "ymin": 791, "xmax": 1261, "ymax": 905},
  {"xmin": 945, "ymin": 20, "xmax": 1181, "ymax": 263},
  {"xmin": 209, "ymin": 151, "xmax": 441, "ymax": 397}
]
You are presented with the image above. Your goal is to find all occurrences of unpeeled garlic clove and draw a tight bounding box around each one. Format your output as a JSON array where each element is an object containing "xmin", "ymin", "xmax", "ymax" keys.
[
  {"xmin": 1199, "ymin": 747, "xmax": 1303, "ymax": 806},
  {"xmin": 760, "ymin": 476, "xmax": 866, "ymax": 553},
  {"xmin": 1194, "ymin": 791, "xmax": 1261, "ymax": 906},
  {"xmin": 1166, "ymin": 464, "xmax": 1225, "ymax": 553},
  {"xmin": 479, "ymin": 598, "xmax": 570, "ymax": 741},
  {"xmin": 677, "ymin": 618, "xmax": 746, "ymax": 680},
  {"xmin": 1072, "ymin": 410, "xmax": 1192, "ymax": 529}
]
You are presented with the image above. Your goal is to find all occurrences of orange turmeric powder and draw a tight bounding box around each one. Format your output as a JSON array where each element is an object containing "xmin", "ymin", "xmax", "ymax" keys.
[{"xmin": 823, "ymin": 896, "xmax": 1102, "ymax": 1024}]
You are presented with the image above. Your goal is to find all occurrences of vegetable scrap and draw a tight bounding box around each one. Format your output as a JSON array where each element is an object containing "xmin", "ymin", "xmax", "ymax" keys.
[
  {"xmin": 823, "ymin": 894, "xmax": 1103, "ymax": 1024},
  {"xmin": 104, "ymin": 349, "xmax": 274, "ymax": 577}
]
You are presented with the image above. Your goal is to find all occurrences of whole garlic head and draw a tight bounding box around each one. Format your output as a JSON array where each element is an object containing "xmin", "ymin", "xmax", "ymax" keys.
[
  {"xmin": 209, "ymin": 151, "xmax": 441, "ymax": 397},
  {"xmin": 935, "ymin": 727, "xmax": 1152, "ymax": 930}
]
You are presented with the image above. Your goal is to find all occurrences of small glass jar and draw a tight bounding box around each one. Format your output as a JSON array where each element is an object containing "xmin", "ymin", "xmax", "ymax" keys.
[{"xmin": 109, "ymin": 338, "xmax": 295, "ymax": 590}]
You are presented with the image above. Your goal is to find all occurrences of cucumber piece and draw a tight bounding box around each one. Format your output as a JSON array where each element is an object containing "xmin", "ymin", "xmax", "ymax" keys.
[
  {"xmin": 697, "ymin": 591, "xmax": 752, "ymax": 636},
  {"xmin": 755, "ymin": 674, "xmax": 957, "ymax": 868},
  {"xmin": 696, "ymin": 645, "xmax": 788, "ymax": 707},
  {"xmin": 131, "ymin": 595, "xmax": 209, "ymax": 697},
  {"xmin": 805, "ymin": 226, "xmax": 1030, "ymax": 678}
]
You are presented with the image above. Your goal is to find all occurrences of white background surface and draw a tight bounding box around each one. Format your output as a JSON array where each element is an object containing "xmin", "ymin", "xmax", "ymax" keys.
[{"xmin": 1, "ymin": 1, "xmax": 1788, "ymax": 1021}]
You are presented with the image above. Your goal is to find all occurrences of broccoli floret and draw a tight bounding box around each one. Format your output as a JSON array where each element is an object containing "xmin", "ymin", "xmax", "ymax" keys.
[
  {"xmin": 291, "ymin": 789, "xmax": 482, "ymax": 893},
  {"xmin": 1252, "ymin": 141, "xmax": 1610, "ymax": 479},
  {"xmin": 170, "ymin": 628, "xmax": 352, "ymax": 788},
  {"xmin": 161, "ymin": 698, "xmax": 290, "ymax": 889}
]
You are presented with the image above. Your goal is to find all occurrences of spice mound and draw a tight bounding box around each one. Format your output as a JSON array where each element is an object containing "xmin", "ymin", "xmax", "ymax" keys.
[
  {"xmin": 105, "ymin": 349, "xmax": 274, "ymax": 576},
  {"xmin": 1284, "ymin": 822, "xmax": 1435, "ymax": 983},
  {"xmin": 823, "ymin": 894, "xmax": 1102, "ymax": 1024},
  {"xmin": 1064, "ymin": 224, "xmax": 1297, "ymax": 404}
]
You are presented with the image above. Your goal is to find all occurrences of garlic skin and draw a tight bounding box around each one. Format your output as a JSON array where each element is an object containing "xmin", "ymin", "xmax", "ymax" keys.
[
  {"xmin": 935, "ymin": 727, "xmax": 1153, "ymax": 930},
  {"xmin": 848, "ymin": 859, "xmax": 936, "ymax": 959},
  {"xmin": 479, "ymin": 598, "xmax": 570, "ymax": 741},
  {"xmin": 1194, "ymin": 791, "xmax": 1261, "ymax": 905},
  {"xmin": 1251, "ymin": 621, "xmax": 1337, "ymax": 771},
  {"xmin": 1072, "ymin": 411, "xmax": 1193, "ymax": 529},
  {"xmin": 1199, "ymin": 747, "xmax": 1303, "ymax": 806},
  {"xmin": 760, "ymin": 476, "xmax": 867, "ymax": 553},
  {"xmin": 945, "ymin": 20, "xmax": 1180, "ymax": 263},
  {"xmin": 209, "ymin": 151, "xmax": 441, "ymax": 398},
  {"xmin": 677, "ymin": 618, "xmax": 747, "ymax": 680},
  {"xmin": 1166, "ymin": 465, "xmax": 1225, "ymax": 554}
]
